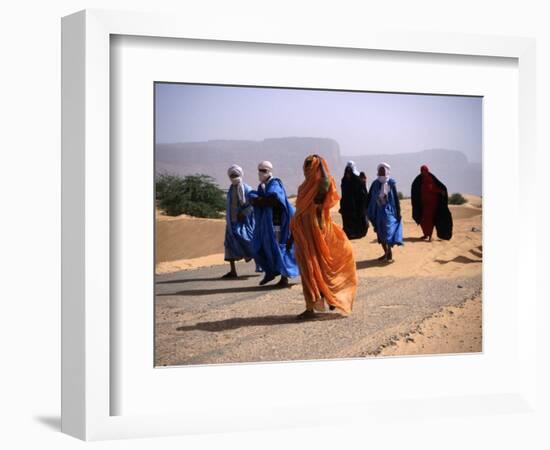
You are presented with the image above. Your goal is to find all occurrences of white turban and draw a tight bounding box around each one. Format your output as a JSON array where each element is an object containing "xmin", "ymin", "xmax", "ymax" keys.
[
  {"xmin": 258, "ymin": 161, "xmax": 273, "ymax": 185},
  {"xmin": 346, "ymin": 160, "xmax": 360, "ymax": 176},
  {"xmin": 258, "ymin": 161, "xmax": 273, "ymax": 172},
  {"xmin": 377, "ymin": 162, "xmax": 391, "ymax": 174},
  {"xmin": 227, "ymin": 164, "xmax": 246, "ymax": 204},
  {"xmin": 377, "ymin": 162, "xmax": 391, "ymax": 199},
  {"xmin": 227, "ymin": 164, "xmax": 243, "ymax": 178}
]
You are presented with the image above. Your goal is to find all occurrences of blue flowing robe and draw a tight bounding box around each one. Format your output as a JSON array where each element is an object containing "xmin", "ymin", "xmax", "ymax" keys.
[
  {"xmin": 224, "ymin": 183, "xmax": 257, "ymax": 262},
  {"xmin": 367, "ymin": 178, "xmax": 403, "ymax": 246},
  {"xmin": 249, "ymin": 177, "xmax": 299, "ymax": 278}
]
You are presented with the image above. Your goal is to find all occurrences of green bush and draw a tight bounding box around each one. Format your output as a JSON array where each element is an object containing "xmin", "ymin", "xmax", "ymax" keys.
[
  {"xmin": 448, "ymin": 192, "xmax": 467, "ymax": 205},
  {"xmin": 156, "ymin": 173, "xmax": 226, "ymax": 218},
  {"xmin": 155, "ymin": 174, "xmax": 181, "ymax": 201}
]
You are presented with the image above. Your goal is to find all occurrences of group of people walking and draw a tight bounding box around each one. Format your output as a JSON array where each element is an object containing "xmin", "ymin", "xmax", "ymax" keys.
[{"xmin": 222, "ymin": 156, "xmax": 452, "ymax": 320}]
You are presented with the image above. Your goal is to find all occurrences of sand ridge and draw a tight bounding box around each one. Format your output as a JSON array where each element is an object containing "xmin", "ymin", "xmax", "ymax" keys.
[{"xmin": 374, "ymin": 295, "xmax": 482, "ymax": 357}]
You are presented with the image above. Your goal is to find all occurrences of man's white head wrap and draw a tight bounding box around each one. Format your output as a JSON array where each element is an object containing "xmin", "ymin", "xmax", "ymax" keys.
[
  {"xmin": 258, "ymin": 161, "xmax": 273, "ymax": 184},
  {"xmin": 377, "ymin": 162, "xmax": 391, "ymax": 199},
  {"xmin": 346, "ymin": 160, "xmax": 360, "ymax": 176},
  {"xmin": 227, "ymin": 164, "xmax": 246, "ymax": 204}
]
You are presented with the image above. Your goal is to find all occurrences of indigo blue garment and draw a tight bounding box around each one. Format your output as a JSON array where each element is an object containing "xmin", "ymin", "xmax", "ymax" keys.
[
  {"xmin": 249, "ymin": 177, "xmax": 299, "ymax": 278},
  {"xmin": 367, "ymin": 178, "xmax": 404, "ymax": 246},
  {"xmin": 224, "ymin": 183, "xmax": 257, "ymax": 263}
]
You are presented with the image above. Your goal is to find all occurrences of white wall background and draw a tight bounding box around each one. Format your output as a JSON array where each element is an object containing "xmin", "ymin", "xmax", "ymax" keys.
[{"xmin": 1, "ymin": 1, "xmax": 548, "ymax": 449}]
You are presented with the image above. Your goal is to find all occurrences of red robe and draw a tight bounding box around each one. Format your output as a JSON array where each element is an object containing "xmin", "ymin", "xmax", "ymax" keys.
[{"xmin": 420, "ymin": 173, "xmax": 442, "ymax": 237}]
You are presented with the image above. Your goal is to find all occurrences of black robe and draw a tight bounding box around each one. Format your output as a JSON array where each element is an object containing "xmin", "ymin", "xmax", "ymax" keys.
[
  {"xmin": 340, "ymin": 174, "xmax": 368, "ymax": 240},
  {"xmin": 411, "ymin": 173, "xmax": 453, "ymax": 240}
]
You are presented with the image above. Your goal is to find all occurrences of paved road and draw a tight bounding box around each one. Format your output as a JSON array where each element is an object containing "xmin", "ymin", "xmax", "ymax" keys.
[{"xmin": 155, "ymin": 263, "xmax": 481, "ymax": 366}]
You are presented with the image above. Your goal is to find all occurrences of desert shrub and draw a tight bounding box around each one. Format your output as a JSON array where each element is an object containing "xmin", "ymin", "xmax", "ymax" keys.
[
  {"xmin": 155, "ymin": 173, "xmax": 181, "ymax": 201},
  {"xmin": 448, "ymin": 192, "xmax": 467, "ymax": 205},
  {"xmin": 156, "ymin": 173, "xmax": 226, "ymax": 218},
  {"xmin": 397, "ymin": 191, "xmax": 404, "ymax": 200}
]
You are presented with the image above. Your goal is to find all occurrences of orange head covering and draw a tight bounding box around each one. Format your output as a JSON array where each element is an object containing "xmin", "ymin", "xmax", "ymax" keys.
[{"xmin": 295, "ymin": 154, "xmax": 340, "ymax": 218}]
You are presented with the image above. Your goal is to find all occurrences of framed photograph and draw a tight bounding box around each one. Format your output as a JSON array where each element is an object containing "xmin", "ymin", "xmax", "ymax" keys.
[
  {"xmin": 61, "ymin": 9, "xmax": 538, "ymax": 441},
  {"xmin": 153, "ymin": 82, "xmax": 483, "ymax": 367}
]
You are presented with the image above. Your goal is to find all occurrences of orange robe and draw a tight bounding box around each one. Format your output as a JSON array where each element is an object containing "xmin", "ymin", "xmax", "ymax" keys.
[{"xmin": 290, "ymin": 156, "xmax": 358, "ymax": 315}]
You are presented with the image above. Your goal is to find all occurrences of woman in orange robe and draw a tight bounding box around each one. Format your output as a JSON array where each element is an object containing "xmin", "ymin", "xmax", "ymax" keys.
[{"xmin": 289, "ymin": 155, "xmax": 358, "ymax": 320}]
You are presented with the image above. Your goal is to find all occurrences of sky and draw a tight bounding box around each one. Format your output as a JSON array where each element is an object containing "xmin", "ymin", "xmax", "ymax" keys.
[{"xmin": 155, "ymin": 83, "xmax": 483, "ymax": 163}]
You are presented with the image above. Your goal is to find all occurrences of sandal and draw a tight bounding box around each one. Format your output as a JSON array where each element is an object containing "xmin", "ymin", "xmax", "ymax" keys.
[
  {"xmin": 296, "ymin": 310, "xmax": 316, "ymax": 321},
  {"xmin": 221, "ymin": 271, "xmax": 238, "ymax": 279},
  {"xmin": 276, "ymin": 277, "xmax": 290, "ymax": 288},
  {"xmin": 259, "ymin": 273, "xmax": 276, "ymax": 285}
]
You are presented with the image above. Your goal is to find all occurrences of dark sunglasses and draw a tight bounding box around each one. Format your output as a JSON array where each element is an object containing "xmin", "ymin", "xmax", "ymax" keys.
[{"xmin": 258, "ymin": 168, "xmax": 269, "ymax": 173}]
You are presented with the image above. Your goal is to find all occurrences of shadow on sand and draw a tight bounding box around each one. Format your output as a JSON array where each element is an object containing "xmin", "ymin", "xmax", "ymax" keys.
[
  {"xmin": 156, "ymin": 274, "xmax": 260, "ymax": 285},
  {"xmin": 356, "ymin": 258, "xmax": 392, "ymax": 270},
  {"xmin": 435, "ymin": 256, "xmax": 482, "ymax": 265},
  {"xmin": 469, "ymin": 249, "xmax": 483, "ymax": 258},
  {"xmin": 157, "ymin": 283, "xmax": 297, "ymax": 297},
  {"xmin": 403, "ymin": 236, "xmax": 429, "ymax": 243},
  {"xmin": 176, "ymin": 312, "xmax": 344, "ymax": 332}
]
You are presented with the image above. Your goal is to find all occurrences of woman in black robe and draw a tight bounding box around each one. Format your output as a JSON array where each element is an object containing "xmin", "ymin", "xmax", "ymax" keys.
[
  {"xmin": 359, "ymin": 171, "xmax": 370, "ymax": 213},
  {"xmin": 339, "ymin": 161, "xmax": 368, "ymax": 240}
]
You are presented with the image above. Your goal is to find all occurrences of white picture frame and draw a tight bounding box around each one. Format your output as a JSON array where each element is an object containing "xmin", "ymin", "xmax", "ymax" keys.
[{"xmin": 61, "ymin": 9, "xmax": 538, "ymax": 441}]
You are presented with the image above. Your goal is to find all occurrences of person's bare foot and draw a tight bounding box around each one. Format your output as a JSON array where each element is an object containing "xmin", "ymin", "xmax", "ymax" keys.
[
  {"xmin": 296, "ymin": 309, "xmax": 316, "ymax": 320},
  {"xmin": 276, "ymin": 276, "xmax": 289, "ymax": 288},
  {"xmin": 259, "ymin": 273, "xmax": 276, "ymax": 285},
  {"xmin": 377, "ymin": 254, "xmax": 387, "ymax": 261},
  {"xmin": 221, "ymin": 271, "xmax": 238, "ymax": 279}
]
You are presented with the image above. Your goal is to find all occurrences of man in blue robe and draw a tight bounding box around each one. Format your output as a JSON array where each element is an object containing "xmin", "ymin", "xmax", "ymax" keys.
[
  {"xmin": 249, "ymin": 161, "xmax": 299, "ymax": 287},
  {"xmin": 222, "ymin": 164, "xmax": 259, "ymax": 278},
  {"xmin": 367, "ymin": 162, "xmax": 403, "ymax": 262}
]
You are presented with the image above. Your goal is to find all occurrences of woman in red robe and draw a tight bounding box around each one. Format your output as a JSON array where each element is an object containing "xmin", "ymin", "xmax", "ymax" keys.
[
  {"xmin": 419, "ymin": 165, "xmax": 441, "ymax": 240},
  {"xmin": 411, "ymin": 165, "xmax": 453, "ymax": 241}
]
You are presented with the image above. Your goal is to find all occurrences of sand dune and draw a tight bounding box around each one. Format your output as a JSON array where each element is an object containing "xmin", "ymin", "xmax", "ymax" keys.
[
  {"xmin": 156, "ymin": 211, "xmax": 226, "ymax": 264},
  {"xmin": 448, "ymin": 204, "xmax": 482, "ymax": 220},
  {"xmin": 156, "ymin": 196, "xmax": 482, "ymax": 280}
]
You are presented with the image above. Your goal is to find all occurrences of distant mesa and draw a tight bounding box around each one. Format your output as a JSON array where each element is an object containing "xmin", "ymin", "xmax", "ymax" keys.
[
  {"xmin": 344, "ymin": 148, "xmax": 482, "ymax": 196},
  {"xmin": 156, "ymin": 137, "xmax": 341, "ymax": 196},
  {"xmin": 156, "ymin": 138, "xmax": 481, "ymax": 196}
]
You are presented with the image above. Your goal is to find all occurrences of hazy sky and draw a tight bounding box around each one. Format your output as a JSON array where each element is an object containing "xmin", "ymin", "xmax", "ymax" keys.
[{"xmin": 155, "ymin": 83, "xmax": 482, "ymax": 163}]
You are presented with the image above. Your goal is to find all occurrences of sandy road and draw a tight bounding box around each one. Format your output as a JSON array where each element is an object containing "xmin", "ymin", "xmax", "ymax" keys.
[{"xmin": 155, "ymin": 261, "xmax": 481, "ymax": 366}]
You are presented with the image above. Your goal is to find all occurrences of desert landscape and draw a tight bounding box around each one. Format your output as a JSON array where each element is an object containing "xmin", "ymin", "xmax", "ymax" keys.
[{"xmin": 155, "ymin": 193, "xmax": 482, "ymax": 366}]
